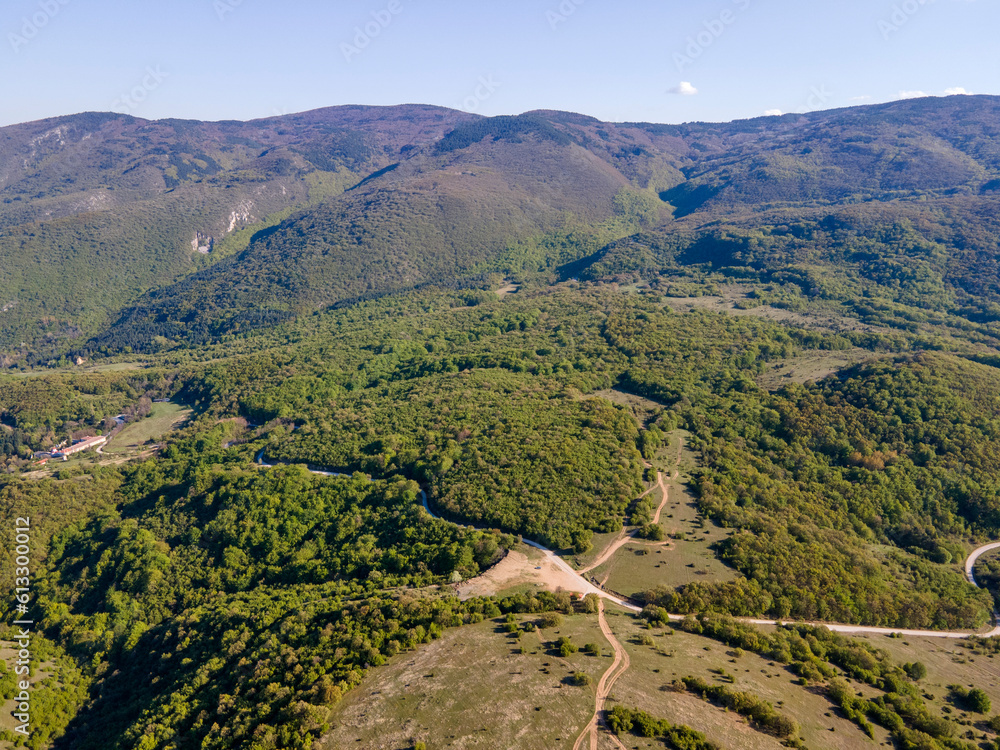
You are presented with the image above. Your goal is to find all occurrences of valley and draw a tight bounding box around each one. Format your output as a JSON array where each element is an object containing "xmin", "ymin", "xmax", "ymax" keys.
[{"xmin": 4, "ymin": 97, "xmax": 1000, "ymax": 749}]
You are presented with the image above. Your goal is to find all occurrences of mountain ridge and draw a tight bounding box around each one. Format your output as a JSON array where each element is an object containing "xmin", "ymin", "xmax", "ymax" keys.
[{"xmin": 2, "ymin": 95, "xmax": 999, "ymax": 361}]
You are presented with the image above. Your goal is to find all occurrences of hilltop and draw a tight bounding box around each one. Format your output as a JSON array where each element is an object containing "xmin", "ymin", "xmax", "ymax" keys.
[{"xmin": 2, "ymin": 96, "xmax": 1000, "ymax": 360}]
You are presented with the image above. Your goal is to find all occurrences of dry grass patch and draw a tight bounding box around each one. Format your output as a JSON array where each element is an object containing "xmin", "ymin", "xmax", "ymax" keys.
[
  {"xmin": 604, "ymin": 612, "xmax": 886, "ymax": 750},
  {"xmin": 321, "ymin": 614, "xmax": 611, "ymax": 750}
]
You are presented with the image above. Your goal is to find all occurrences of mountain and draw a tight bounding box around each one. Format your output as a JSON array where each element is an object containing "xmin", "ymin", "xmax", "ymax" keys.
[
  {"xmin": 2, "ymin": 96, "xmax": 1000, "ymax": 361},
  {"xmin": 0, "ymin": 105, "xmax": 477, "ymax": 357},
  {"xmin": 7, "ymin": 96, "xmax": 1000, "ymax": 750}
]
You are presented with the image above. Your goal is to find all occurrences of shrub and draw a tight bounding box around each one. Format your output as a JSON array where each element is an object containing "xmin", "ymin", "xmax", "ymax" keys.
[
  {"xmin": 639, "ymin": 523, "xmax": 666, "ymax": 541},
  {"xmin": 571, "ymin": 672, "xmax": 592, "ymax": 686},
  {"xmin": 557, "ymin": 637, "xmax": 578, "ymax": 657},
  {"xmin": 538, "ymin": 612, "xmax": 562, "ymax": 629},
  {"xmin": 969, "ymin": 688, "xmax": 992, "ymax": 714},
  {"xmin": 607, "ymin": 706, "xmax": 633, "ymax": 735},
  {"xmin": 951, "ymin": 685, "xmax": 992, "ymax": 713},
  {"xmin": 641, "ymin": 605, "xmax": 671, "ymax": 626}
]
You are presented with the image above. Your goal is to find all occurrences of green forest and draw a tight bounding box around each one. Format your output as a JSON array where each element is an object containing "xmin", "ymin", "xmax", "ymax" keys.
[{"xmin": 3, "ymin": 97, "xmax": 1000, "ymax": 748}]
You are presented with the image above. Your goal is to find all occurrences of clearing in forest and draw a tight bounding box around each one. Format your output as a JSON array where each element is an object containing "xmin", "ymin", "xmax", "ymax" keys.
[{"xmin": 104, "ymin": 402, "xmax": 191, "ymax": 454}]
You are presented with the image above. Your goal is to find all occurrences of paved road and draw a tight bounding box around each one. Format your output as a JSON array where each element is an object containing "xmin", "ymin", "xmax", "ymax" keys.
[{"xmin": 257, "ymin": 451, "xmax": 1000, "ymax": 639}]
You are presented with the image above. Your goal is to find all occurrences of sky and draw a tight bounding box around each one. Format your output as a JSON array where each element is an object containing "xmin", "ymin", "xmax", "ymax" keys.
[{"xmin": 0, "ymin": 0, "xmax": 996, "ymax": 127}]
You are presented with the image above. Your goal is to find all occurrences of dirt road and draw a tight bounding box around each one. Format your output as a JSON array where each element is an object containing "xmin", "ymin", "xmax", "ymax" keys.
[
  {"xmin": 572, "ymin": 599, "xmax": 631, "ymax": 750},
  {"xmin": 578, "ymin": 472, "xmax": 672, "ymax": 577},
  {"xmin": 966, "ymin": 542, "xmax": 1000, "ymax": 585},
  {"xmin": 260, "ymin": 452, "xmax": 1000, "ymax": 638}
]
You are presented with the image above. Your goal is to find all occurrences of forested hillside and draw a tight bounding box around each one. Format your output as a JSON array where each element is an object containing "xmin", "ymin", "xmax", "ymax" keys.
[
  {"xmin": 4, "ymin": 97, "xmax": 1000, "ymax": 360},
  {"xmin": 0, "ymin": 105, "xmax": 477, "ymax": 357},
  {"xmin": 5, "ymin": 97, "xmax": 1000, "ymax": 750}
]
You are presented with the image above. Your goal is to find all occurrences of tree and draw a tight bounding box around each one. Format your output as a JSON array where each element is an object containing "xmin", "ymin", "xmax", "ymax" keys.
[
  {"xmin": 639, "ymin": 523, "xmax": 666, "ymax": 541},
  {"xmin": 538, "ymin": 612, "xmax": 562, "ymax": 629},
  {"xmin": 571, "ymin": 529, "xmax": 593, "ymax": 554},
  {"xmin": 607, "ymin": 706, "xmax": 633, "ymax": 735},
  {"xmin": 968, "ymin": 688, "xmax": 991, "ymax": 714},
  {"xmin": 557, "ymin": 637, "xmax": 578, "ymax": 657}
]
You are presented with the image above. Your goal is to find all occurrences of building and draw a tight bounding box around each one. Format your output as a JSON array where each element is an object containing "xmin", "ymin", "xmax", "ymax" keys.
[{"xmin": 55, "ymin": 435, "xmax": 108, "ymax": 458}]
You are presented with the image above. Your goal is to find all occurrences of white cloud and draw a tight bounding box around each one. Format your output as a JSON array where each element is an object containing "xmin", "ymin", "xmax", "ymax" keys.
[
  {"xmin": 763, "ymin": 109, "xmax": 783, "ymax": 116},
  {"xmin": 667, "ymin": 81, "xmax": 698, "ymax": 96},
  {"xmin": 849, "ymin": 95, "xmax": 872, "ymax": 102},
  {"xmin": 894, "ymin": 87, "xmax": 973, "ymax": 101}
]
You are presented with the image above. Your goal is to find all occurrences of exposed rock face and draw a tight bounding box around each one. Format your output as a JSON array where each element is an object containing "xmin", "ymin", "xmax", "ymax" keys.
[{"xmin": 191, "ymin": 231, "xmax": 214, "ymax": 254}]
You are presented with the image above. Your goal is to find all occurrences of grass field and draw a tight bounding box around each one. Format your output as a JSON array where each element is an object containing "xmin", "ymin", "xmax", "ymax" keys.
[
  {"xmin": 104, "ymin": 402, "xmax": 191, "ymax": 454},
  {"xmin": 845, "ymin": 632, "xmax": 1000, "ymax": 744},
  {"xmin": 582, "ymin": 432, "xmax": 738, "ymax": 598},
  {"xmin": 3, "ymin": 361, "xmax": 147, "ymax": 378},
  {"xmin": 321, "ymin": 614, "xmax": 612, "ymax": 750},
  {"xmin": 590, "ymin": 389, "xmax": 665, "ymax": 428},
  {"xmin": 604, "ymin": 611, "xmax": 885, "ymax": 750},
  {"xmin": 322, "ymin": 606, "xmax": 912, "ymax": 750},
  {"xmin": 23, "ymin": 402, "xmax": 193, "ymax": 477},
  {"xmin": 756, "ymin": 349, "xmax": 880, "ymax": 390}
]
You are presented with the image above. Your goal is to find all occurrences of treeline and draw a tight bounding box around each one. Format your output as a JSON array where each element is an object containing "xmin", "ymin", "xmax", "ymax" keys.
[
  {"xmin": 161, "ymin": 285, "xmax": 999, "ymax": 624},
  {"xmin": 266, "ymin": 369, "xmax": 644, "ymax": 550},
  {"xmin": 0, "ymin": 425, "xmax": 536, "ymax": 749},
  {"xmin": 606, "ymin": 706, "xmax": 720, "ymax": 749},
  {"xmin": 678, "ymin": 677, "xmax": 800, "ymax": 741},
  {"xmin": 632, "ymin": 353, "xmax": 999, "ymax": 629},
  {"xmin": 435, "ymin": 114, "xmax": 575, "ymax": 153}
]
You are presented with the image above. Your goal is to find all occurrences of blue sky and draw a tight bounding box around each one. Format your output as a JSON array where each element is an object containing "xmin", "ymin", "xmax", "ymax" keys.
[{"xmin": 0, "ymin": 0, "xmax": 996, "ymax": 127}]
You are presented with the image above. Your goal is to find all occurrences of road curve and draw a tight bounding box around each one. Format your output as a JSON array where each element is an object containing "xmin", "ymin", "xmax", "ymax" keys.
[
  {"xmin": 966, "ymin": 542, "xmax": 1000, "ymax": 585},
  {"xmin": 256, "ymin": 451, "xmax": 1000, "ymax": 638}
]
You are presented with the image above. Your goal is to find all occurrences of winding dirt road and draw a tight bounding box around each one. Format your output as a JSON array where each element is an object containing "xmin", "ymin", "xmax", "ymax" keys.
[
  {"xmin": 259, "ymin": 447, "xmax": 1000, "ymax": 750},
  {"xmin": 257, "ymin": 451, "xmax": 1000, "ymax": 640},
  {"xmin": 966, "ymin": 542, "xmax": 1000, "ymax": 585},
  {"xmin": 579, "ymin": 470, "xmax": 672, "ymax": 576},
  {"xmin": 651, "ymin": 470, "xmax": 674, "ymax": 526},
  {"xmin": 572, "ymin": 599, "xmax": 631, "ymax": 750}
]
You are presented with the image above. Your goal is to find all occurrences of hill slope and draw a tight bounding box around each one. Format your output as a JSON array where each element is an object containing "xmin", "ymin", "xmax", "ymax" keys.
[{"xmin": 3, "ymin": 96, "xmax": 1000, "ymax": 360}]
